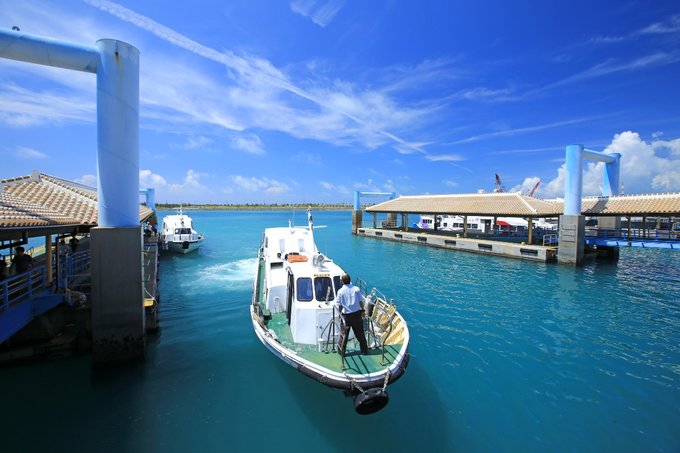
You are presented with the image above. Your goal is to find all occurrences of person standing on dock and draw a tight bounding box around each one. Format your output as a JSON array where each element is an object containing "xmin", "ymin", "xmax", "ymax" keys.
[
  {"xmin": 11, "ymin": 246, "xmax": 33, "ymax": 275},
  {"xmin": 335, "ymin": 274, "xmax": 369, "ymax": 356}
]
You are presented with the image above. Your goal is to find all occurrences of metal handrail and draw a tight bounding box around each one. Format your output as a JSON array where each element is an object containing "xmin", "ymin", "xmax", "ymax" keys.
[{"xmin": 1, "ymin": 265, "xmax": 46, "ymax": 312}]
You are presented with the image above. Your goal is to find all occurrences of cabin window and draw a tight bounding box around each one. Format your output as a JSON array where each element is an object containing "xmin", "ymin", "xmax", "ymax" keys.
[
  {"xmin": 333, "ymin": 276, "xmax": 343, "ymax": 293},
  {"xmin": 296, "ymin": 277, "xmax": 313, "ymax": 302},
  {"xmin": 298, "ymin": 238, "xmax": 306, "ymax": 253},
  {"xmin": 314, "ymin": 277, "xmax": 334, "ymax": 301},
  {"xmin": 279, "ymin": 239, "xmax": 286, "ymax": 254}
]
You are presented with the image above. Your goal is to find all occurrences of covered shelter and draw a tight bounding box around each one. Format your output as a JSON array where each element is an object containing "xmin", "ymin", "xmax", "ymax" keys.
[{"xmin": 1, "ymin": 171, "xmax": 153, "ymax": 345}]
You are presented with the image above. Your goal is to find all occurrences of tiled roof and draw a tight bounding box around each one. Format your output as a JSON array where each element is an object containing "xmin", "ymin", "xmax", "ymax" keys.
[
  {"xmin": 1, "ymin": 172, "xmax": 153, "ymax": 229},
  {"xmin": 367, "ymin": 192, "xmax": 680, "ymax": 217},
  {"xmin": 578, "ymin": 193, "xmax": 680, "ymax": 215},
  {"xmin": 367, "ymin": 192, "xmax": 562, "ymax": 216}
]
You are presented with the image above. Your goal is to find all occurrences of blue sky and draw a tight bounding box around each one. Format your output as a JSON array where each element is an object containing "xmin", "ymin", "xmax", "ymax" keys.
[{"xmin": 2, "ymin": 0, "xmax": 680, "ymax": 203}]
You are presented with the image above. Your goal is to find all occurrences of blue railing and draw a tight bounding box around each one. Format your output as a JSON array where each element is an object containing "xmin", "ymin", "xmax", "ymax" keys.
[
  {"xmin": 1, "ymin": 265, "xmax": 46, "ymax": 312},
  {"xmin": 585, "ymin": 227, "xmax": 680, "ymax": 241}
]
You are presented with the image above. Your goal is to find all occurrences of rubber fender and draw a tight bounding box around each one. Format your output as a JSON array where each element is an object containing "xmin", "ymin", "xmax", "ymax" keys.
[{"xmin": 353, "ymin": 388, "xmax": 389, "ymax": 415}]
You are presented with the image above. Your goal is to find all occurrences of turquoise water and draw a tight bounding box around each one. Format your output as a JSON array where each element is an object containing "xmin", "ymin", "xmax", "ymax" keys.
[{"xmin": 1, "ymin": 210, "xmax": 679, "ymax": 452}]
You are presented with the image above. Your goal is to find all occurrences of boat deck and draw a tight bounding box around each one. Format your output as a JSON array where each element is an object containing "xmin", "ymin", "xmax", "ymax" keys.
[{"xmin": 267, "ymin": 312, "xmax": 402, "ymax": 375}]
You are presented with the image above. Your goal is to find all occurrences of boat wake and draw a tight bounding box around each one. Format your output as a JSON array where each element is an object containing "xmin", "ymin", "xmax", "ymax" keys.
[{"xmin": 200, "ymin": 258, "xmax": 258, "ymax": 287}]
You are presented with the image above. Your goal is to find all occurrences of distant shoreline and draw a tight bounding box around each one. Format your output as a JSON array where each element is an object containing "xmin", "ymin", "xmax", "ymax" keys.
[{"xmin": 154, "ymin": 204, "xmax": 355, "ymax": 211}]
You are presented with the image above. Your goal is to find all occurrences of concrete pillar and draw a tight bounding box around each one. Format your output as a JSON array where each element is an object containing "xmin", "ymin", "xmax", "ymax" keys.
[
  {"xmin": 44, "ymin": 235, "xmax": 53, "ymax": 286},
  {"xmin": 463, "ymin": 215, "xmax": 468, "ymax": 238},
  {"xmin": 373, "ymin": 213, "xmax": 377, "ymax": 228},
  {"xmin": 91, "ymin": 227, "xmax": 144, "ymax": 365},
  {"xmin": 92, "ymin": 39, "xmax": 144, "ymax": 365},
  {"xmin": 351, "ymin": 210, "xmax": 362, "ymax": 234},
  {"xmin": 527, "ymin": 217, "xmax": 533, "ymax": 245},
  {"xmin": 558, "ymin": 215, "xmax": 585, "ymax": 265}
]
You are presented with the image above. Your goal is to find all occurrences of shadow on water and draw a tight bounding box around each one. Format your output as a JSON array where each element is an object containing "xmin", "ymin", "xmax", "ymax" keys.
[{"xmin": 270, "ymin": 352, "xmax": 453, "ymax": 451}]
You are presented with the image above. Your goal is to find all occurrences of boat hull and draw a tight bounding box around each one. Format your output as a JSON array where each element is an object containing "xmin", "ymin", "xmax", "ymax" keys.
[
  {"xmin": 163, "ymin": 239, "xmax": 202, "ymax": 254},
  {"xmin": 250, "ymin": 303, "xmax": 409, "ymax": 392}
]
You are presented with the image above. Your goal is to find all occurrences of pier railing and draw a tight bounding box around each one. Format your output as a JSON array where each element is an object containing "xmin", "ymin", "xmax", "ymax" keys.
[
  {"xmin": 1, "ymin": 265, "xmax": 47, "ymax": 312},
  {"xmin": 585, "ymin": 227, "xmax": 680, "ymax": 241}
]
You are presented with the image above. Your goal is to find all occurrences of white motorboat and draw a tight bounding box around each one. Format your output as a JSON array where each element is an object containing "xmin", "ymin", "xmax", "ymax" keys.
[
  {"xmin": 415, "ymin": 214, "xmax": 556, "ymax": 232},
  {"xmin": 160, "ymin": 208, "xmax": 204, "ymax": 254},
  {"xmin": 251, "ymin": 209, "xmax": 410, "ymax": 414}
]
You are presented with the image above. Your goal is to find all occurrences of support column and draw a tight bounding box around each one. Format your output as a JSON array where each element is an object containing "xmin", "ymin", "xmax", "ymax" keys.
[
  {"xmin": 91, "ymin": 227, "xmax": 144, "ymax": 365},
  {"xmin": 558, "ymin": 215, "xmax": 585, "ymax": 265},
  {"xmin": 463, "ymin": 215, "xmax": 468, "ymax": 238},
  {"xmin": 92, "ymin": 39, "xmax": 144, "ymax": 365},
  {"xmin": 527, "ymin": 217, "xmax": 533, "ymax": 245},
  {"xmin": 44, "ymin": 235, "xmax": 53, "ymax": 287},
  {"xmin": 351, "ymin": 210, "xmax": 362, "ymax": 234}
]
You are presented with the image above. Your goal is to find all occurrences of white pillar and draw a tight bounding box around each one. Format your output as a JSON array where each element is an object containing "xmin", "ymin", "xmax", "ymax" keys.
[{"xmin": 96, "ymin": 39, "xmax": 140, "ymax": 227}]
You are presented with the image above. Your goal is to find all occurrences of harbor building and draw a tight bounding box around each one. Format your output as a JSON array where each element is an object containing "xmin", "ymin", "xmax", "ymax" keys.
[
  {"xmin": 356, "ymin": 191, "xmax": 680, "ymax": 263},
  {"xmin": 0, "ymin": 172, "xmax": 159, "ymax": 365}
]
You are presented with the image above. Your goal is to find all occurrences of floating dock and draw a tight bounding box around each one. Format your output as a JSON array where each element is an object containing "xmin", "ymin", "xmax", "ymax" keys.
[{"xmin": 357, "ymin": 227, "xmax": 557, "ymax": 262}]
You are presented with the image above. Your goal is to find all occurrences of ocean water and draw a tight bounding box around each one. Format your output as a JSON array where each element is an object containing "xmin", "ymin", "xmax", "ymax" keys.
[{"xmin": 1, "ymin": 210, "xmax": 679, "ymax": 452}]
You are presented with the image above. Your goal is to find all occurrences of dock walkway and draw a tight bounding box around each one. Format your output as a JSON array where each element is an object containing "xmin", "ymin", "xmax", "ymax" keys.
[{"xmin": 357, "ymin": 227, "xmax": 557, "ymax": 262}]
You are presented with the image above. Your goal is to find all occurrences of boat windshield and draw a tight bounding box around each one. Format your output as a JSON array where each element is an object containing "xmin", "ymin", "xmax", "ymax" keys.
[
  {"xmin": 174, "ymin": 228, "xmax": 192, "ymax": 234},
  {"xmin": 296, "ymin": 277, "xmax": 313, "ymax": 302},
  {"xmin": 333, "ymin": 276, "xmax": 343, "ymax": 293},
  {"xmin": 314, "ymin": 277, "xmax": 334, "ymax": 301}
]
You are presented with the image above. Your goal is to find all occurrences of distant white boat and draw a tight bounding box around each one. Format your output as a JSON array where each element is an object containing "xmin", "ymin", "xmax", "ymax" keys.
[
  {"xmin": 160, "ymin": 208, "xmax": 204, "ymax": 254},
  {"xmin": 414, "ymin": 214, "xmax": 556, "ymax": 232}
]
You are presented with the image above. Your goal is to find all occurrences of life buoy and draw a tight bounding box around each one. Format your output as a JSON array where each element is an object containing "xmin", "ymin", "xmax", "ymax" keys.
[
  {"xmin": 353, "ymin": 388, "xmax": 389, "ymax": 415},
  {"xmin": 287, "ymin": 254, "xmax": 308, "ymax": 263}
]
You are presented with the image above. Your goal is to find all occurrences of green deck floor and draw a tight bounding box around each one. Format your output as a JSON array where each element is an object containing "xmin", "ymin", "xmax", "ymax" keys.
[{"xmin": 266, "ymin": 312, "xmax": 401, "ymax": 375}]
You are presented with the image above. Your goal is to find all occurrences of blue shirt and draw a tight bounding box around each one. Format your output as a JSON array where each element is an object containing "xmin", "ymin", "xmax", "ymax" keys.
[{"xmin": 335, "ymin": 283, "xmax": 363, "ymax": 314}]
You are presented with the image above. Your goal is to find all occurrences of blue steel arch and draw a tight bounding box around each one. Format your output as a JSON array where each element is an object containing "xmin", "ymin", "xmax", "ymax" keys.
[
  {"xmin": 353, "ymin": 191, "xmax": 396, "ymax": 210},
  {"xmin": 564, "ymin": 144, "xmax": 621, "ymax": 215}
]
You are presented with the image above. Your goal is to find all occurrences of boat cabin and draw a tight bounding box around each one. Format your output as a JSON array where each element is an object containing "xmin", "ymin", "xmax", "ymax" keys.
[{"xmin": 261, "ymin": 227, "xmax": 346, "ymax": 345}]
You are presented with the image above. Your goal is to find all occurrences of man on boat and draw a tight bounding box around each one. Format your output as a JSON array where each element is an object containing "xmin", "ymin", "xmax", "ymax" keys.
[{"xmin": 335, "ymin": 274, "xmax": 369, "ymax": 356}]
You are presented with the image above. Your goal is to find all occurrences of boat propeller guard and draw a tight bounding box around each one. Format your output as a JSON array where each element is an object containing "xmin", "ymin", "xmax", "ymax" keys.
[{"xmin": 353, "ymin": 388, "xmax": 389, "ymax": 415}]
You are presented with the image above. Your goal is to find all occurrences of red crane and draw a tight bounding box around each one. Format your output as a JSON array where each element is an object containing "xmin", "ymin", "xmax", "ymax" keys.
[
  {"xmin": 494, "ymin": 173, "xmax": 505, "ymax": 193},
  {"xmin": 528, "ymin": 179, "xmax": 541, "ymax": 197}
]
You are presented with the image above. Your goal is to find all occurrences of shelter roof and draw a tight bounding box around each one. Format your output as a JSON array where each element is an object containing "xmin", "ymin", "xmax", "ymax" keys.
[
  {"xmin": 1, "ymin": 171, "xmax": 152, "ymax": 229},
  {"xmin": 366, "ymin": 192, "xmax": 680, "ymax": 217},
  {"xmin": 576, "ymin": 193, "xmax": 680, "ymax": 216},
  {"xmin": 366, "ymin": 192, "xmax": 562, "ymax": 217}
]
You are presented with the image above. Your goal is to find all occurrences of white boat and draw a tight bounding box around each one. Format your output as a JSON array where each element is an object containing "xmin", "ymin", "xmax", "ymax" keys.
[
  {"xmin": 160, "ymin": 208, "xmax": 205, "ymax": 254},
  {"xmin": 414, "ymin": 214, "xmax": 556, "ymax": 232},
  {"xmin": 251, "ymin": 209, "xmax": 410, "ymax": 414}
]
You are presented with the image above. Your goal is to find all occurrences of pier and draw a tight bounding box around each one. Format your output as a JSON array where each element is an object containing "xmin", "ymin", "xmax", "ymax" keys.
[
  {"xmin": 0, "ymin": 172, "xmax": 158, "ymax": 365},
  {"xmin": 356, "ymin": 191, "xmax": 680, "ymax": 264}
]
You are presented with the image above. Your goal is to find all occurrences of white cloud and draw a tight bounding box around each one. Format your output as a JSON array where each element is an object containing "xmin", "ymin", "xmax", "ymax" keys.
[
  {"xmin": 425, "ymin": 153, "xmax": 464, "ymax": 162},
  {"xmin": 509, "ymin": 176, "xmax": 541, "ymax": 195},
  {"xmin": 168, "ymin": 169, "xmax": 208, "ymax": 193},
  {"xmin": 293, "ymin": 152, "xmax": 322, "ymax": 166},
  {"xmin": 231, "ymin": 175, "xmax": 289, "ymax": 194},
  {"xmin": 537, "ymin": 131, "xmax": 680, "ymax": 198},
  {"xmin": 290, "ymin": 0, "xmax": 346, "ymax": 27},
  {"xmin": 15, "ymin": 146, "xmax": 48, "ymax": 159},
  {"xmin": 182, "ymin": 136, "xmax": 214, "ymax": 150},
  {"xmin": 319, "ymin": 181, "xmax": 350, "ymax": 194},
  {"xmin": 139, "ymin": 169, "xmax": 168, "ymax": 187},
  {"xmin": 230, "ymin": 134, "xmax": 264, "ymax": 155},
  {"xmin": 75, "ymin": 174, "xmax": 97, "ymax": 187},
  {"xmin": 443, "ymin": 179, "xmax": 459, "ymax": 188}
]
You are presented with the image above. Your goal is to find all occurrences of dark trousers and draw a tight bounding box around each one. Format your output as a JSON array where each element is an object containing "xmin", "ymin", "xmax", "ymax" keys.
[{"xmin": 339, "ymin": 310, "xmax": 369, "ymax": 355}]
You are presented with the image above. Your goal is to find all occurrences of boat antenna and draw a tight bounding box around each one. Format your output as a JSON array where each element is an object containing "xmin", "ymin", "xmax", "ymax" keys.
[{"xmin": 307, "ymin": 206, "xmax": 315, "ymax": 246}]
